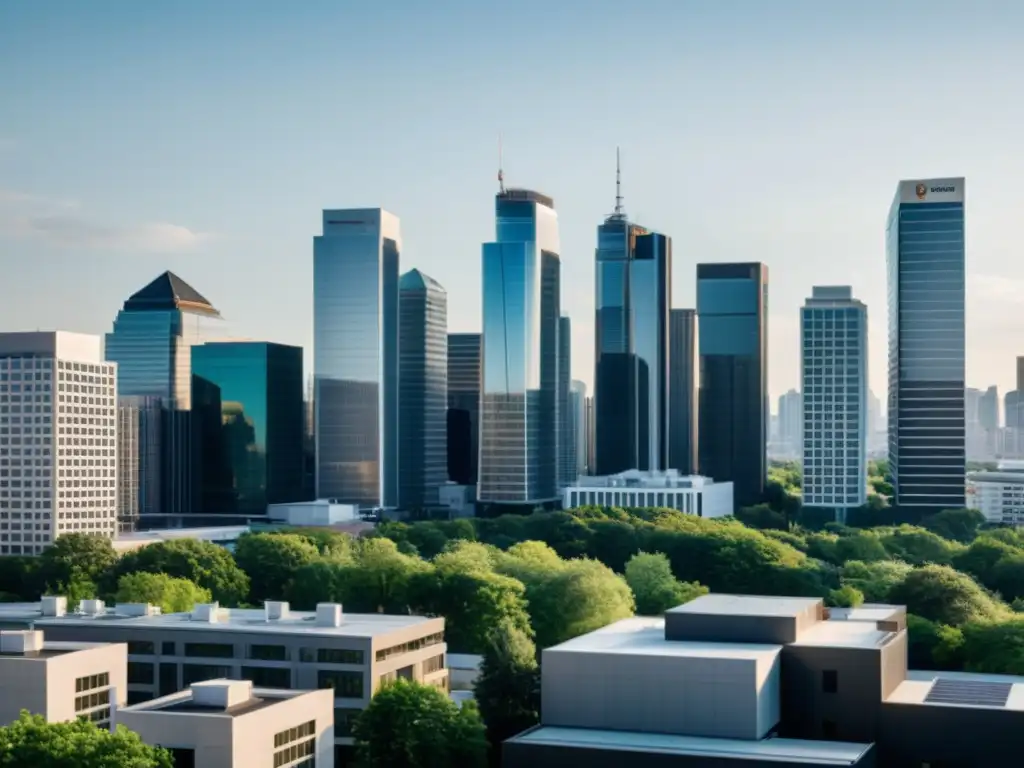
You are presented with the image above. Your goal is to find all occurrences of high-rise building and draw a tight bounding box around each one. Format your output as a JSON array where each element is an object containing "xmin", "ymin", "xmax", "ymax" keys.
[
  {"xmin": 584, "ymin": 395, "xmax": 596, "ymax": 477},
  {"xmin": 594, "ymin": 162, "xmax": 671, "ymax": 475},
  {"xmin": 106, "ymin": 272, "xmax": 221, "ymax": 530},
  {"xmin": 668, "ymin": 309, "xmax": 698, "ymax": 475},
  {"xmin": 800, "ymin": 286, "xmax": 868, "ymax": 513},
  {"xmin": 1005, "ymin": 359, "xmax": 1024, "ymax": 452},
  {"xmin": 777, "ymin": 389, "xmax": 803, "ymax": 458},
  {"xmin": 446, "ymin": 333, "xmax": 481, "ymax": 486},
  {"xmin": 887, "ymin": 178, "xmax": 965, "ymax": 512},
  {"xmin": 558, "ymin": 316, "xmax": 574, "ymax": 488},
  {"xmin": 398, "ymin": 269, "xmax": 448, "ymax": 510},
  {"xmin": 313, "ymin": 209, "xmax": 400, "ymax": 508},
  {"xmin": 0, "ymin": 332, "xmax": 117, "ymax": 555},
  {"xmin": 191, "ymin": 341, "xmax": 306, "ymax": 517},
  {"xmin": 697, "ymin": 262, "xmax": 768, "ymax": 508},
  {"xmin": 479, "ymin": 187, "xmax": 560, "ymax": 505},
  {"xmin": 979, "ymin": 386, "xmax": 1000, "ymax": 432},
  {"xmin": 569, "ymin": 380, "xmax": 588, "ymax": 477}
]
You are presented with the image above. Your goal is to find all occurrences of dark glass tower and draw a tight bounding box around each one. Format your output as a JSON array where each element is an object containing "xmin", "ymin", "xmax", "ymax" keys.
[
  {"xmin": 669, "ymin": 308, "xmax": 698, "ymax": 475},
  {"xmin": 697, "ymin": 262, "xmax": 768, "ymax": 508},
  {"xmin": 399, "ymin": 269, "xmax": 449, "ymax": 510},
  {"xmin": 191, "ymin": 342, "xmax": 305, "ymax": 517},
  {"xmin": 887, "ymin": 178, "xmax": 966, "ymax": 513},
  {"xmin": 447, "ymin": 333, "xmax": 481, "ymax": 486}
]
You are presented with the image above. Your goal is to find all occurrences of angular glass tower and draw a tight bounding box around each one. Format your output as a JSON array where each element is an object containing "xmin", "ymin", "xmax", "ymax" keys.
[
  {"xmin": 558, "ymin": 315, "xmax": 574, "ymax": 488},
  {"xmin": 313, "ymin": 209, "xmax": 400, "ymax": 508},
  {"xmin": 669, "ymin": 308, "xmax": 698, "ymax": 475},
  {"xmin": 697, "ymin": 262, "xmax": 768, "ymax": 508},
  {"xmin": 399, "ymin": 269, "xmax": 449, "ymax": 510},
  {"xmin": 447, "ymin": 333, "xmax": 481, "ymax": 486},
  {"xmin": 887, "ymin": 178, "xmax": 966, "ymax": 512},
  {"xmin": 479, "ymin": 188, "xmax": 561, "ymax": 504}
]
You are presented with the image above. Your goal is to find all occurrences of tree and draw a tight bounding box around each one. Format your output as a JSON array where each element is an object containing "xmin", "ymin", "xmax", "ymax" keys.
[
  {"xmin": 923, "ymin": 508, "xmax": 985, "ymax": 544},
  {"xmin": 839, "ymin": 559, "xmax": 913, "ymax": 603},
  {"xmin": 888, "ymin": 564, "xmax": 1008, "ymax": 626},
  {"xmin": 0, "ymin": 556, "xmax": 42, "ymax": 602},
  {"xmin": 114, "ymin": 572, "xmax": 212, "ymax": 613},
  {"xmin": 879, "ymin": 526, "xmax": 962, "ymax": 565},
  {"xmin": 284, "ymin": 560, "xmax": 348, "ymax": 609},
  {"xmin": 989, "ymin": 555, "xmax": 1024, "ymax": 602},
  {"xmin": 735, "ymin": 504, "xmax": 788, "ymax": 531},
  {"xmin": 233, "ymin": 533, "xmax": 321, "ymax": 604},
  {"xmin": 834, "ymin": 532, "xmax": 888, "ymax": 564},
  {"xmin": 337, "ymin": 538, "xmax": 429, "ymax": 613},
  {"xmin": 38, "ymin": 535, "xmax": 118, "ymax": 594},
  {"xmin": 962, "ymin": 618, "xmax": 1024, "ymax": 675},
  {"xmin": 473, "ymin": 619, "xmax": 541, "ymax": 755},
  {"xmin": 624, "ymin": 552, "xmax": 707, "ymax": 616},
  {"xmin": 951, "ymin": 537, "xmax": 1021, "ymax": 587},
  {"xmin": 0, "ymin": 710, "xmax": 173, "ymax": 767},
  {"xmin": 906, "ymin": 614, "xmax": 965, "ymax": 671},
  {"xmin": 353, "ymin": 679, "xmax": 487, "ymax": 768},
  {"xmin": 108, "ymin": 539, "xmax": 249, "ymax": 606},
  {"xmin": 827, "ymin": 585, "xmax": 864, "ymax": 608}
]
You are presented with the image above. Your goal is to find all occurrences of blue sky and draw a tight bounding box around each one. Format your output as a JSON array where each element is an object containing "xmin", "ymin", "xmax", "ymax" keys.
[{"xmin": 2, "ymin": 0, "xmax": 1024, "ymax": 404}]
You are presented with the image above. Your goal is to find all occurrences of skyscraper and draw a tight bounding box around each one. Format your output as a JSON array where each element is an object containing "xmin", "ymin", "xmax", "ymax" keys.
[
  {"xmin": 887, "ymin": 178, "xmax": 965, "ymax": 512},
  {"xmin": 668, "ymin": 308, "xmax": 698, "ymax": 475},
  {"xmin": 800, "ymin": 286, "xmax": 868, "ymax": 513},
  {"xmin": 569, "ymin": 380, "xmax": 588, "ymax": 476},
  {"xmin": 106, "ymin": 271, "xmax": 221, "ymax": 530},
  {"xmin": 313, "ymin": 209, "xmax": 400, "ymax": 508},
  {"xmin": 479, "ymin": 187, "xmax": 561, "ymax": 505},
  {"xmin": 777, "ymin": 389, "xmax": 803, "ymax": 458},
  {"xmin": 398, "ymin": 269, "xmax": 448, "ymax": 509},
  {"xmin": 191, "ymin": 342, "xmax": 306, "ymax": 517},
  {"xmin": 697, "ymin": 262, "xmax": 768, "ymax": 508},
  {"xmin": 446, "ymin": 333, "xmax": 481, "ymax": 486},
  {"xmin": 1005, "ymin": 359, "xmax": 1024, "ymax": 456},
  {"xmin": 558, "ymin": 316, "xmax": 574, "ymax": 488},
  {"xmin": 979, "ymin": 386, "xmax": 999, "ymax": 432}
]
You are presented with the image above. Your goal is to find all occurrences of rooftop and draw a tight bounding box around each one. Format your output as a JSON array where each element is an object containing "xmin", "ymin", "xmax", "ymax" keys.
[
  {"xmin": 828, "ymin": 604, "xmax": 904, "ymax": 624},
  {"xmin": 123, "ymin": 271, "xmax": 220, "ymax": 317},
  {"xmin": 789, "ymin": 620, "xmax": 896, "ymax": 650},
  {"xmin": 667, "ymin": 594, "xmax": 823, "ymax": 620},
  {"xmin": 887, "ymin": 669, "xmax": 1024, "ymax": 712},
  {"xmin": 121, "ymin": 680, "xmax": 306, "ymax": 718},
  {"xmin": 508, "ymin": 726, "xmax": 873, "ymax": 765},
  {"xmin": 399, "ymin": 268, "xmax": 445, "ymax": 293},
  {"xmin": 572, "ymin": 469, "xmax": 720, "ymax": 489}
]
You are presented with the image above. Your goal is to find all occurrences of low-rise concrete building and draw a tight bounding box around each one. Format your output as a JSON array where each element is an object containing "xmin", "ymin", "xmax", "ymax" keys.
[
  {"xmin": 116, "ymin": 678, "xmax": 334, "ymax": 768},
  {"xmin": 562, "ymin": 470, "xmax": 733, "ymax": 517}
]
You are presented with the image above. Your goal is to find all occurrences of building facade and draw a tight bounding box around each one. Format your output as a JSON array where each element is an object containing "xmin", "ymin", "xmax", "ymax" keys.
[
  {"xmin": 398, "ymin": 269, "xmax": 448, "ymax": 510},
  {"xmin": 313, "ymin": 209, "xmax": 400, "ymax": 508},
  {"xmin": 0, "ymin": 332, "xmax": 117, "ymax": 554},
  {"xmin": 562, "ymin": 470, "xmax": 733, "ymax": 519},
  {"xmin": 446, "ymin": 333, "xmax": 481, "ymax": 486},
  {"xmin": 569, "ymin": 380, "xmax": 588, "ymax": 477},
  {"xmin": 479, "ymin": 188, "xmax": 561, "ymax": 505},
  {"xmin": 696, "ymin": 263, "xmax": 768, "ymax": 508},
  {"xmin": 886, "ymin": 178, "xmax": 966, "ymax": 513},
  {"xmin": 557, "ymin": 316, "xmax": 574, "ymax": 488},
  {"xmin": 775, "ymin": 390, "xmax": 802, "ymax": 459},
  {"xmin": 669, "ymin": 308, "xmax": 698, "ymax": 475}
]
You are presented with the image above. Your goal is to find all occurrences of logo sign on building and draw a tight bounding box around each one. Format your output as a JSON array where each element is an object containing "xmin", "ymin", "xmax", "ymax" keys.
[{"xmin": 900, "ymin": 177, "xmax": 965, "ymax": 205}]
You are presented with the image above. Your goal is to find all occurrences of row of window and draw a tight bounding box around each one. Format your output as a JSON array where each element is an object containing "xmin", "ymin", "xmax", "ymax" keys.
[
  {"xmin": 75, "ymin": 672, "xmax": 109, "ymax": 693},
  {"xmin": 376, "ymin": 633, "xmax": 444, "ymax": 662},
  {"xmin": 75, "ymin": 689, "xmax": 110, "ymax": 713},
  {"xmin": 129, "ymin": 641, "xmax": 367, "ymax": 666},
  {"xmin": 274, "ymin": 720, "xmax": 316, "ymax": 748}
]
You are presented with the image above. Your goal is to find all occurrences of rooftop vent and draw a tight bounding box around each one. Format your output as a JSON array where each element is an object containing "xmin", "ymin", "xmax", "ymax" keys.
[
  {"xmin": 191, "ymin": 679, "xmax": 253, "ymax": 709},
  {"xmin": 115, "ymin": 603, "xmax": 160, "ymax": 617},
  {"xmin": 316, "ymin": 603, "xmax": 343, "ymax": 627},
  {"xmin": 191, "ymin": 603, "xmax": 220, "ymax": 623},
  {"xmin": 264, "ymin": 601, "xmax": 290, "ymax": 621},
  {"xmin": 78, "ymin": 599, "xmax": 105, "ymax": 616},
  {"xmin": 0, "ymin": 630, "xmax": 45, "ymax": 654},
  {"xmin": 925, "ymin": 678, "xmax": 1013, "ymax": 708},
  {"xmin": 41, "ymin": 596, "xmax": 67, "ymax": 618}
]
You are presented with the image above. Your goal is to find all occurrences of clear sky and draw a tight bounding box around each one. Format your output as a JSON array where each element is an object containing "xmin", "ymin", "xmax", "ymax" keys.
[{"xmin": 2, "ymin": 0, "xmax": 1024, "ymax": 407}]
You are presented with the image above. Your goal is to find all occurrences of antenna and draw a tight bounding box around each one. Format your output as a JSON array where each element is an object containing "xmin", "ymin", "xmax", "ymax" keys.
[
  {"xmin": 614, "ymin": 146, "xmax": 624, "ymax": 216},
  {"xmin": 498, "ymin": 134, "xmax": 505, "ymax": 194}
]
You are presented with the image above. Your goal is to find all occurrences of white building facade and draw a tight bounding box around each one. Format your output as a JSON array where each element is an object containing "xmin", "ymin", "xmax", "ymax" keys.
[
  {"xmin": 562, "ymin": 469, "xmax": 733, "ymax": 518},
  {"xmin": 967, "ymin": 461, "xmax": 1024, "ymax": 525}
]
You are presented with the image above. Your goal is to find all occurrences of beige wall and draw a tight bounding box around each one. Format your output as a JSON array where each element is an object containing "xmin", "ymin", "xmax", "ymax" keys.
[
  {"xmin": 116, "ymin": 706, "xmax": 234, "ymax": 767},
  {"xmin": 0, "ymin": 657, "xmax": 47, "ymax": 725}
]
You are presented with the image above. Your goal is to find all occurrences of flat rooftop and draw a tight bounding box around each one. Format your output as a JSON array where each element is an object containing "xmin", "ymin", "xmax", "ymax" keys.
[
  {"xmin": 547, "ymin": 617, "xmax": 782, "ymax": 661},
  {"xmin": 790, "ymin": 620, "xmax": 897, "ymax": 650},
  {"xmin": 509, "ymin": 726, "xmax": 873, "ymax": 765},
  {"xmin": 667, "ymin": 594, "xmax": 823, "ymax": 620},
  {"xmin": 887, "ymin": 669, "xmax": 1024, "ymax": 712},
  {"xmin": 0, "ymin": 640, "xmax": 111, "ymax": 660},
  {"xmin": 122, "ymin": 687, "xmax": 303, "ymax": 718},
  {"xmin": 827, "ymin": 604, "xmax": 904, "ymax": 623}
]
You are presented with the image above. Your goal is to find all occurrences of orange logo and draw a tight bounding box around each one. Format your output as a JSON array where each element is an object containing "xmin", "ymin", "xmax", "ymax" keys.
[{"xmin": 915, "ymin": 183, "xmax": 927, "ymax": 200}]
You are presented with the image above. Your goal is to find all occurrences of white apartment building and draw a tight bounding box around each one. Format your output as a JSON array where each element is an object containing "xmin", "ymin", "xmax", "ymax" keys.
[
  {"xmin": 967, "ymin": 460, "xmax": 1024, "ymax": 525},
  {"xmin": 800, "ymin": 287, "xmax": 868, "ymax": 514},
  {"xmin": 0, "ymin": 331, "xmax": 117, "ymax": 554},
  {"xmin": 562, "ymin": 470, "xmax": 733, "ymax": 518}
]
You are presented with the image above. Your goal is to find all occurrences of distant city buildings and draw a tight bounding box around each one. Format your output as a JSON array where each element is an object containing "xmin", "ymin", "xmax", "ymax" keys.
[
  {"xmin": 446, "ymin": 333, "xmax": 481, "ymax": 486},
  {"xmin": 562, "ymin": 470, "xmax": 733, "ymax": 519},
  {"xmin": 557, "ymin": 317, "xmax": 574, "ymax": 488},
  {"xmin": 569, "ymin": 380, "xmax": 588, "ymax": 477},
  {"xmin": 668, "ymin": 308, "xmax": 698, "ymax": 475},
  {"xmin": 775, "ymin": 389, "xmax": 802, "ymax": 460}
]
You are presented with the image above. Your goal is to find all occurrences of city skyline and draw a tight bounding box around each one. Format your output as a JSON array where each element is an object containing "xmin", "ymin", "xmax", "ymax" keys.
[{"xmin": 4, "ymin": 2, "xmax": 1024, "ymax": 401}]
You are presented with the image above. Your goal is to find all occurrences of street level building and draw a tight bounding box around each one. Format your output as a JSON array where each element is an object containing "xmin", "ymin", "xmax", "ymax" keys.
[{"xmin": 562, "ymin": 470, "xmax": 732, "ymax": 518}]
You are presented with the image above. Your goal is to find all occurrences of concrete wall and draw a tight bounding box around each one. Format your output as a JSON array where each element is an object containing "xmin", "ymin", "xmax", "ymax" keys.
[
  {"xmin": 116, "ymin": 705, "xmax": 235, "ymax": 767},
  {"xmin": 0, "ymin": 657, "xmax": 47, "ymax": 725},
  {"xmin": 665, "ymin": 612, "xmax": 798, "ymax": 645},
  {"xmin": 879, "ymin": 701, "xmax": 1024, "ymax": 767},
  {"xmin": 46, "ymin": 643, "xmax": 128, "ymax": 723}
]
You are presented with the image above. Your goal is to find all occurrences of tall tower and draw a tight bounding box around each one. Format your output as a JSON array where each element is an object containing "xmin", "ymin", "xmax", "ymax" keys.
[
  {"xmin": 669, "ymin": 309, "xmax": 698, "ymax": 475},
  {"xmin": 479, "ymin": 187, "xmax": 561, "ymax": 505},
  {"xmin": 446, "ymin": 333, "xmax": 481, "ymax": 485},
  {"xmin": 313, "ymin": 208, "xmax": 400, "ymax": 508},
  {"xmin": 887, "ymin": 178, "xmax": 965, "ymax": 512},
  {"xmin": 558, "ymin": 316, "xmax": 574, "ymax": 488}
]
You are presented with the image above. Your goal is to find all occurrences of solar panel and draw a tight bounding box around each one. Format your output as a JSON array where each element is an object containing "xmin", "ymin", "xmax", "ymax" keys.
[{"xmin": 924, "ymin": 678, "xmax": 1013, "ymax": 707}]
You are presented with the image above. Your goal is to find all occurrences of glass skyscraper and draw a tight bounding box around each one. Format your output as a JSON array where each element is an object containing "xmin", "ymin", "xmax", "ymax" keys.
[
  {"xmin": 558, "ymin": 315, "xmax": 574, "ymax": 488},
  {"xmin": 399, "ymin": 269, "xmax": 448, "ymax": 509},
  {"xmin": 697, "ymin": 262, "xmax": 768, "ymax": 508},
  {"xmin": 313, "ymin": 208, "xmax": 400, "ymax": 508},
  {"xmin": 668, "ymin": 308, "xmax": 698, "ymax": 475},
  {"xmin": 887, "ymin": 178, "xmax": 966, "ymax": 512},
  {"xmin": 446, "ymin": 333, "xmax": 481, "ymax": 486},
  {"xmin": 479, "ymin": 188, "xmax": 561, "ymax": 504},
  {"xmin": 191, "ymin": 342, "xmax": 306, "ymax": 517}
]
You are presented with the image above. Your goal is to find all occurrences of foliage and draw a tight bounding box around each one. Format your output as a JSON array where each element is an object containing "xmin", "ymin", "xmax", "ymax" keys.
[
  {"xmin": 734, "ymin": 504, "xmax": 788, "ymax": 531},
  {"xmin": 906, "ymin": 614, "xmax": 965, "ymax": 670},
  {"xmin": 0, "ymin": 710, "xmax": 173, "ymax": 767},
  {"xmin": 473, "ymin": 619, "xmax": 541, "ymax": 753},
  {"xmin": 114, "ymin": 572, "xmax": 211, "ymax": 613},
  {"xmin": 624, "ymin": 552, "xmax": 707, "ymax": 615},
  {"xmin": 879, "ymin": 526, "xmax": 963, "ymax": 566},
  {"xmin": 839, "ymin": 559, "xmax": 913, "ymax": 603},
  {"xmin": 108, "ymin": 539, "xmax": 249, "ymax": 606},
  {"xmin": 38, "ymin": 535, "xmax": 118, "ymax": 595},
  {"xmin": 921, "ymin": 508, "xmax": 985, "ymax": 544},
  {"xmin": 233, "ymin": 533, "xmax": 321, "ymax": 603},
  {"xmin": 961, "ymin": 618, "xmax": 1024, "ymax": 675},
  {"xmin": 888, "ymin": 565, "xmax": 1008, "ymax": 626},
  {"xmin": 951, "ymin": 537, "xmax": 1021, "ymax": 587},
  {"xmin": 352, "ymin": 679, "xmax": 487, "ymax": 768},
  {"xmin": 827, "ymin": 585, "xmax": 864, "ymax": 608},
  {"xmin": 834, "ymin": 531, "xmax": 889, "ymax": 564}
]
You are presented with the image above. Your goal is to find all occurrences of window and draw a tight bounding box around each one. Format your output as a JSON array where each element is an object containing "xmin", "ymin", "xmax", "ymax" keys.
[
  {"xmin": 318, "ymin": 670, "xmax": 363, "ymax": 698},
  {"xmin": 182, "ymin": 664, "xmax": 233, "ymax": 687},
  {"xmin": 396, "ymin": 665, "xmax": 413, "ymax": 680},
  {"xmin": 248, "ymin": 644, "xmax": 288, "ymax": 661},
  {"xmin": 75, "ymin": 673, "xmax": 109, "ymax": 693},
  {"xmin": 242, "ymin": 666, "xmax": 291, "ymax": 688},
  {"xmin": 822, "ymin": 670, "xmax": 838, "ymax": 694},
  {"xmin": 311, "ymin": 647, "xmax": 363, "ymax": 665},
  {"xmin": 159, "ymin": 663, "xmax": 179, "ymax": 696},
  {"xmin": 422, "ymin": 654, "xmax": 444, "ymax": 674},
  {"xmin": 75, "ymin": 689, "xmax": 110, "ymax": 713},
  {"xmin": 334, "ymin": 708, "xmax": 361, "ymax": 737},
  {"xmin": 375, "ymin": 632, "xmax": 444, "ymax": 662},
  {"xmin": 128, "ymin": 662, "xmax": 155, "ymax": 685},
  {"xmin": 184, "ymin": 642, "xmax": 234, "ymax": 658},
  {"xmin": 167, "ymin": 748, "xmax": 196, "ymax": 768},
  {"xmin": 128, "ymin": 640, "xmax": 154, "ymax": 655},
  {"xmin": 127, "ymin": 690, "xmax": 153, "ymax": 705},
  {"xmin": 162, "ymin": 641, "xmax": 176, "ymax": 655},
  {"xmin": 273, "ymin": 720, "xmax": 316, "ymax": 768}
]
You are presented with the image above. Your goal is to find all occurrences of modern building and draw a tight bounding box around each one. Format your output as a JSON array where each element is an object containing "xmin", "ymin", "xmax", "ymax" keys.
[
  {"xmin": 0, "ymin": 624, "xmax": 126, "ymax": 728},
  {"xmin": 967, "ymin": 460, "xmax": 1024, "ymax": 525},
  {"xmin": 0, "ymin": 331, "xmax": 117, "ymax": 554},
  {"xmin": 668, "ymin": 309, "xmax": 698, "ymax": 475},
  {"xmin": 568, "ymin": 380, "xmax": 588, "ymax": 476},
  {"xmin": 106, "ymin": 271, "xmax": 222, "ymax": 531},
  {"xmin": 313, "ymin": 208, "xmax": 400, "ymax": 509},
  {"xmin": 887, "ymin": 178, "xmax": 966, "ymax": 513},
  {"xmin": 557, "ymin": 316, "xmax": 574, "ymax": 488},
  {"xmin": 505, "ymin": 592, "xmax": 1024, "ymax": 768},
  {"xmin": 800, "ymin": 287, "xmax": 868, "ymax": 514},
  {"xmin": 191, "ymin": 342, "xmax": 306, "ymax": 519},
  {"xmin": 775, "ymin": 389, "xmax": 802, "ymax": 459},
  {"xmin": 446, "ymin": 333, "xmax": 481, "ymax": 486},
  {"xmin": 479, "ymin": 187, "xmax": 561, "ymax": 505},
  {"xmin": 562, "ymin": 470, "xmax": 733, "ymax": 518},
  {"xmin": 697, "ymin": 263, "xmax": 769, "ymax": 508},
  {"xmin": 116, "ymin": 679, "xmax": 334, "ymax": 768},
  {"xmin": 1007, "ymin": 358, "xmax": 1024, "ymax": 430},
  {"xmin": 398, "ymin": 270, "xmax": 448, "ymax": 510},
  {"xmin": 584, "ymin": 396, "xmax": 596, "ymax": 477}
]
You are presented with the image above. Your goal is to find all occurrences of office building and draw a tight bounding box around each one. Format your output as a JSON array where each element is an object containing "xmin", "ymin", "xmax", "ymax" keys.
[
  {"xmin": 446, "ymin": 333, "xmax": 481, "ymax": 486},
  {"xmin": 569, "ymin": 380, "xmax": 587, "ymax": 477},
  {"xmin": 887, "ymin": 178, "xmax": 966, "ymax": 513},
  {"xmin": 594, "ymin": 165, "xmax": 672, "ymax": 475},
  {"xmin": 505, "ymin": 592, "xmax": 1024, "ymax": 768},
  {"xmin": 0, "ymin": 332, "xmax": 117, "ymax": 554},
  {"xmin": 669, "ymin": 309, "xmax": 698, "ymax": 475},
  {"xmin": 584, "ymin": 396, "xmax": 595, "ymax": 477},
  {"xmin": 775, "ymin": 390, "xmax": 802, "ymax": 459},
  {"xmin": 1005, "ymin": 360, "xmax": 1024, "ymax": 457},
  {"xmin": 313, "ymin": 209, "xmax": 400, "ymax": 508},
  {"xmin": 697, "ymin": 263, "xmax": 768, "ymax": 508},
  {"xmin": 800, "ymin": 287, "xmax": 868, "ymax": 514},
  {"xmin": 967, "ymin": 460, "xmax": 1024, "ymax": 525},
  {"xmin": 191, "ymin": 342, "xmax": 306, "ymax": 518},
  {"xmin": 106, "ymin": 272, "xmax": 222, "ymax": 530},
  {"xmin": 398, "ymin": 269, "xmax": 448, "ymax": 510},
  {"xmin": 563, "ymin": 470, "xmax": 733, "ymax": 518},
  {"xmin": 0, "ymin": 623, "xmax": 126, "ymax": 728},
  {"xmin": 117, "ymin": 679, "xmax": 334, "ymax": 768},
  {"xmin": 557, "ymin": 316, "xmax": 573, "ymax": 488},
  {"xmin": 479, "ymin": 187, "xmax": 561, "ymax": 504}
]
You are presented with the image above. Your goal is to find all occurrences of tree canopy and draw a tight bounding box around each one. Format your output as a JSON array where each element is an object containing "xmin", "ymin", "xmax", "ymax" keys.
[
  {"xmin": 114, "ymin": 572, "xmax": 211, "ymax": 614},
  {"xmin": 624, "ymin": 552, "xmax": 707, "ymax": 616},
  {"xmin": 108, "ymin": 539, "xmax": 249, "ymax": 606},
  {"xmin": 473, "ymin": 619, "xmax": 540, "ymax": 754}
]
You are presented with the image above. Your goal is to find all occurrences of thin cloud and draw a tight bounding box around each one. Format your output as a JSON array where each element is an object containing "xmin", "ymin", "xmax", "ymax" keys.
[{"xmin": 969, "ymin": 273, "xmax": 1024, "ymax": 303}]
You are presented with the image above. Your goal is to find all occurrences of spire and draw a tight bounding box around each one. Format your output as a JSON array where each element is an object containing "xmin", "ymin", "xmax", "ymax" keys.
[
  {"xmin": 614, "ymin": 146, "xmax": 624, "ymax": 216},
  {"xmin": 498, "ymin": 134, "xmax": 505, "ymax": 194}
]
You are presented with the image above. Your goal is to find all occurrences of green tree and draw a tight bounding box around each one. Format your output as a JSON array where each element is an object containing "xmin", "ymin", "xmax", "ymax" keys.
[
  {"xmin": 839, "ymin": 559, "xmax": 913, "ymax": 603},
  {"xmin": 338, "ymin": 538, "xmax": 429, "ymax": 613},
  {"xmin": 827, "ymin": 585, "xmax": 864, "ymax": 608},
  {"xmin": 834, "ymin": 532, "xmax": 888, "ymax": 564},
  {"xmin": 108, "ymin": 539, "xmax": 249, "ymax": 606},
  {"xmin": 114, "ymin": 572, "xmax": 212, "ymax": 613},
  {"xmin": 990, "ymin": 555, "xmax": 1024, "ymax": 602},
  {"xmin": 951, "ymin": 537, "xmax": 1021, "ymax": 588},
  {"xmin": 473, "ymin": 619, "xmax": 541, "ymax": 754},
  {"xmin": 962, "ymin": 618, "xmax": 1024, "ymax": 675},
  {"xmin": 906, "ymin": 614, "xmax": 965, "ymax": 671},
  {"xmin": 889, "ymin": 564, "xmax": 1008, "ymax": 626},
  {"xmin": 284, "ymin": 560, "xmax": 348, "ymax": 609},
  {"xmin": 38, "ymin": 534, "xmax": 118, "ymax": 593},
  {"xmin": 879, "ymin": 526, "xmax": 963, "ymax": 565},
  {"xmin": 0, "ymin": 557, "xmax": 42, "ymax": 602},
  {"xmin": 624, "ymin": 552, "xmax": 707, "ymax": 616},
  {"xmin": 923, "ymin": 508, "xmax": 985, "ymax": 544},
  {"xmin": 353, "ymin": 679, "xmax": 487, "ymax": 768},
  {"xmin": 233, "ymin": 533, "xmax": 321, "ymax": 603},
  {"xmin": 0, "ymin": 710, "xmax": 173, "ymax": 767},
  {"xmin": 735, "ymin": 504, "xmax": 788, "ymax": 531}
]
